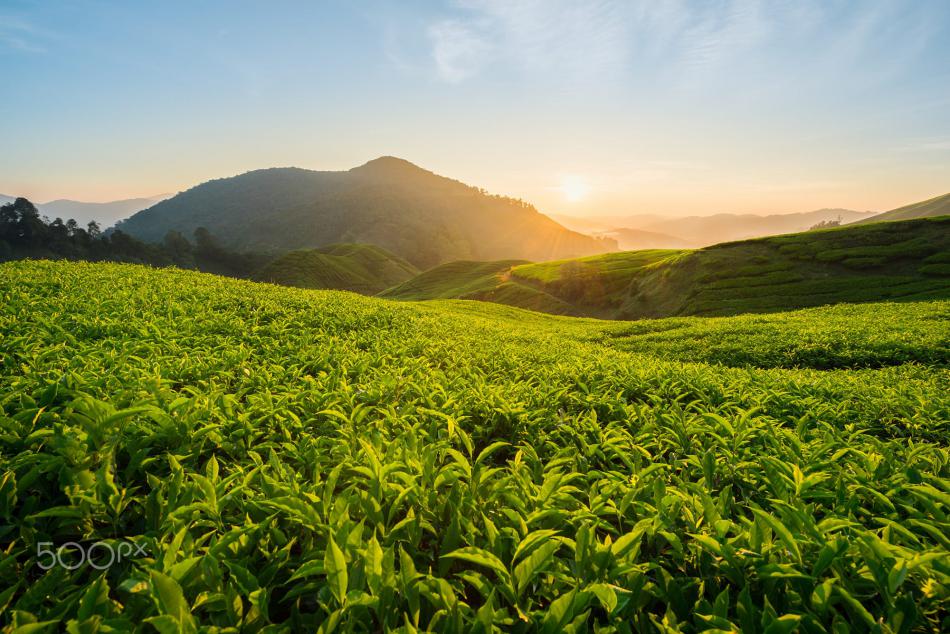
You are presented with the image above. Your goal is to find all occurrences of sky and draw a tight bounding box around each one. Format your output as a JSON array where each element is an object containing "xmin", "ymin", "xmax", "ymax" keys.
[{"xmin": 1, "ymin": 0, "xmax": 949, "ymax": 218}]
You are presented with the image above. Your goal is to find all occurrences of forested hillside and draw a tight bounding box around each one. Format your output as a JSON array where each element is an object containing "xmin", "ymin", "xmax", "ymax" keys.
[{"xmin": 115, "ymin": 157, "xmax": 616, "ymax": 269}]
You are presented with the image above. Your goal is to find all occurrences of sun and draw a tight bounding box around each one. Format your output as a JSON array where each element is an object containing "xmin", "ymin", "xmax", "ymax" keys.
[{"xmin": 559, "ymin": 175, "xmax": 590, "ymax": 203}]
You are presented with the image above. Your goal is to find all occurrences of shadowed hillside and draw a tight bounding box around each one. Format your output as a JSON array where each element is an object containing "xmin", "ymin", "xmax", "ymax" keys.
[
  {"xmin": 380, "ymin": 259, "xmax": 576, "ymax": 315},
  {"xmin": 115, "ymin": 157, "xmax": 616, "ymax": 269},
  {"xmin": 256, "ymin": 243, "xmax": 418, "ymax": 294}
]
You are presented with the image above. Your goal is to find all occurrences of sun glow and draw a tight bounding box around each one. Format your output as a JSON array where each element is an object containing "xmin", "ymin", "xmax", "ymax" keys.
[{"xmin": 559, "ymin": 175, "xmax": 590, "ymax": 203}]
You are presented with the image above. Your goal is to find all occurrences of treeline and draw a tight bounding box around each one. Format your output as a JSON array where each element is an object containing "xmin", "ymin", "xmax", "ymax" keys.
[{"xmin": 0, "ymin": 197, "xmax": 268, "ymax": 277}]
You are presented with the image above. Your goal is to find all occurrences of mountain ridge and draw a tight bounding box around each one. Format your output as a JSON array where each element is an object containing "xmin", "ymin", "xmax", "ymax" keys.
[
  {"xmin": 115, "ymin": 158, "xmax": 616, "ymax": 269},
  {"xmin": 554, "ymin": 208, "xmax": 877, "ymax": 247}
]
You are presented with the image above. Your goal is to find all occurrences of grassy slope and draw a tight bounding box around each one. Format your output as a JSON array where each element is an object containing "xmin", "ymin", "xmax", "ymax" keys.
[
  {"xmin": 380, "ymin": 259, "xmax": 577, "ymax": 315},
  {"xmin": 511, "ymin": 249, "xmax": 680, "ymax": 315},
  {"xmin": 380, "ymin": 259, "xmax": 528, "ymax": 299},
  {"xmin": 0, "ymin": 260, "xmax": 947, "ymax": 631},
  {"xmin": 386, "ymin": 216, "xmax": 950, "ymax": 319},
  {"xmin": 255, "ymin": 243, "xmax": 419, "ymax": 294},
  {"xmin": 853, "ymin": 192, "xmax": 950, "ymax": 224},
  {"xmin": 620, "ymin": 215, "xmax": 950, "ymax": 318}
]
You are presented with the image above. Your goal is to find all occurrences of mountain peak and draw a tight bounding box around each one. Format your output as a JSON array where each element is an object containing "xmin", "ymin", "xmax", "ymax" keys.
[
  {"xmin": 351, "ymin": 156, "xmax": 427, "ymax": 177},
  {"xmin": 114, "ymin": 158, "xmax": 615, "ymax": 269}
]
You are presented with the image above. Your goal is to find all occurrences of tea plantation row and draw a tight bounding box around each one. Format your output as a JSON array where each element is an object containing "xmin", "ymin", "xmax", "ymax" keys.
[{"xmin": 0, "ymin": 261, "xmax": 947, "ymax": 632}]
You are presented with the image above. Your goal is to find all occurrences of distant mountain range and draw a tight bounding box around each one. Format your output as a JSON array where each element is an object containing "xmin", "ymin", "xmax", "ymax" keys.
[
  {"xmin": 555, "ymin": 192, "xmax": 950, "ymax": 248},
  {"xmin": 115, "ymin": 157, "xmax": 616, "ymax": 269},
  {"xmin": 594, "ymin": 227, "xmax": 695, "ymax": 250},
  {"xmin": 553, "ymin": 208, "xmax": 878, "ymax": 248},
  {"xmin": 0, "ymin": 194, "xmax": 168, "ymax": 227}
]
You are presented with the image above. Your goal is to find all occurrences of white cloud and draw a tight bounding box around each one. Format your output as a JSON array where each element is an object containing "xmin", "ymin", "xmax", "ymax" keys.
[
  {"xmin": 428, "ymin": 19, "xmax": 492, "ymax": 82},
  {"xmin": 426, "ymin": 0, "xmax": 631, "ymax": 84},
  {"xmin": 412, "ymin": 0, "xmax": 947, "ymax": 97}
]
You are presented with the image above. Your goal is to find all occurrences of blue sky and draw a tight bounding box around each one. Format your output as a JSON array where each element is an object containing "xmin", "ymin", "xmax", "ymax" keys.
[{"xmin": 2, "ymin": 0, "xmax": 949, "ymax": 216}]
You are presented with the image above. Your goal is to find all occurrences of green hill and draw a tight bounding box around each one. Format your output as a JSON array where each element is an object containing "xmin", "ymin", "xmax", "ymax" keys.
[
  {"xmin": 1, "ymin": 259, "xmax": 947, "ymax": 631},
  {"xmin": 616, "ymin": 215, "xmax": 950, "ymax": 318},
  {"xmin": 379, "ymin": 259, "xmax": 577, "ymax": 315},
  {"xmin": 381, "ymin": 259, "xmax": 527, "ymax": 299},
  {"xmin": 854, "ymin": 192, "xmax": 950, "ymax": 224},
  {"xmin": 255, "ymin": 243, "xmax": 418, "ymax": 294},
  {"xmin": 114, "ymin": 157, "xmax": 616, "ymax": 269},
  {"xmin": 386, "ymin": 215, "xmax": 950, "ymax": 318},
  {"xmin": 510, "ymin": 249, "xmax": 681, "ymax": 315}
]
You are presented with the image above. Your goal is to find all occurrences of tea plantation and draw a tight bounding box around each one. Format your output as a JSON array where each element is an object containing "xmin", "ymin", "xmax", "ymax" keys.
[
  {"xmin": 384, "ymin": 216, "xmax": 950, "ymax": 320},
  {"xmin": 0, "ymin": 260, "xmax": 947, "ymax": 632}
]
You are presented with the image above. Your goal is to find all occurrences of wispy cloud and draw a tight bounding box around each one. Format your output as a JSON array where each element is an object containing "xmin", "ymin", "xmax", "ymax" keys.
[
  {"xmin": 0, "ymin": 14, "xmax": 47, "ymax": 53},
  {"xmin": 677, "ymin": 0, "xmax": 773, "ymax": 70},
  {"xmin": 425, "ymin": 0, "xmax": 631, "ymax": 85},
  {"xmin": 428, "ymin": 18, "xmax": 492, "ymax": 82},
  {"xmin": 415, "ymin": 0, "xmax": 946, "ymax": 93},
  {"xmin": 420, "ymin": 0, "xmax": 790, "ymax": 84}
]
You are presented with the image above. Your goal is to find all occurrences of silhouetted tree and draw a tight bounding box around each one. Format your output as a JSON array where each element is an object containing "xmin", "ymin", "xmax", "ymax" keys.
[
  {"xmin": 0, "ymin": 198, "xmax": 265, "ymax": 278},
  {"xmin": 810, "ymin": 216, "xmax": 842, "ymax": 230},
  {"xmin": 163, "ymin": 230, "xmax": 194, "ymax": 265},
  {"xmin": 12, "ymin": 198, "xmax": 46, "ymax": 247}
]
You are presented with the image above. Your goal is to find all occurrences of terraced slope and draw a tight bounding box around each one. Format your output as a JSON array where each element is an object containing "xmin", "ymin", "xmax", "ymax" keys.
[
  {"xmin": 380, "ymin": 259, "xmax": 576, "ymax": 315},
  {"xmin": 620, "ymin": 215, "xmax": 950, "ymax": 318},
  {"xmin": 385, "ymin": 216, "xmax": 950, "ymax": 319},
  {"xmin": 255, "ymin": 243, "xmax": 419, "ymax": 294},
  {"xmin": 380, "ymin": 259, "xmax": 528, "ymax": 299},
  {"xmin": 510, "ymin": 249, "xmax": 680, "ymax": 314},
  {"xmin": 0, "ymin": 260, "xmax": 947, "ymax": 631}
]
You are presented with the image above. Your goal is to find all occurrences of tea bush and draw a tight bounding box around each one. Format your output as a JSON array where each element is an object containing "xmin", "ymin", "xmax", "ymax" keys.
[{"xmin": 0, "ymin": 261, "xmax": 947, "ymax": 632}]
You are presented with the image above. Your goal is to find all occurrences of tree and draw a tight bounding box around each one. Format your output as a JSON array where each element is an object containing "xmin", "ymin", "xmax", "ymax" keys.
[
  {"xmin": 193, "ymin": 226, "xmax": 218, "ymax": 253},
  {"xmin": 0, "ymin": 199, "xmax": 263, "ymax": 277},
  {"xmin": 810, "ymin": 216, "xmax": 842, "ymax": 231},
  {"xmin": 163, "ymin": 230, "xmax": 194, "ymax": 265},
  {"xmin": 12, "ymin": 198, "xmax": 46, "ymax": 247},
  {"xmin": 0, "ymin": 202, "xmax": 18, "ymax": 242}
]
